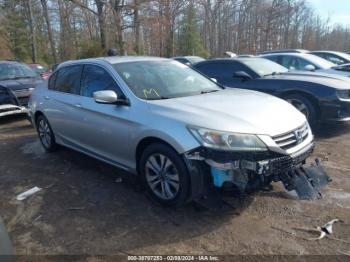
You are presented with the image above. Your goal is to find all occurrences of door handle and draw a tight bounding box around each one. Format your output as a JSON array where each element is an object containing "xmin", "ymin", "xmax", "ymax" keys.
[
  {"xmin": 75, "ymin": 104, "xmax": 82, "ymax": 108},
  {"xmin": 44, "ymin": 96, "xmax": 50, "ymax": 100}
]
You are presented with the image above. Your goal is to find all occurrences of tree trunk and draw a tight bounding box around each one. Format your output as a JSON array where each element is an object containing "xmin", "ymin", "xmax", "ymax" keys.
[
  {"xmin": 112, "ymin": 0, "xmax": 125, "ymax": 55},
  {"xmin": 95, "ymin": 0, "xmax": 107, "ymax": 50},
  {"xmin": 27, "ymin": 0, "xmax": 37, "ymax": 63},
  {"xmin": 134, "ymin": 0, "xmax": 141, "ymax": 54},
  {"xmin": 40, "ymin": 0, "xmax": 57, "ymax": 63}
]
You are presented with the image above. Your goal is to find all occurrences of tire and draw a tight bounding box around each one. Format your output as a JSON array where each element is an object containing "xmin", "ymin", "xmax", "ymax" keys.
[
  {"xmin": 284, "ymin": 94, "xmax": 317, "ymax": 124},
  {"xmin": 36, "ymin": 115, "xmax": 57, "ymax": 152},
  {"xmin": 139, "ymin": 143, "xmax": 191, "ymax": 207}
]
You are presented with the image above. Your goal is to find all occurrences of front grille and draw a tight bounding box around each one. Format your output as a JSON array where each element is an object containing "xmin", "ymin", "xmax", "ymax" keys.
[
  {"xmin": 268, "ymin": 144, "xmax": 314, "ymax": 174},
  {"xmin": 273, "ymin": 123, "xmax": 309, "ymax": 150}
]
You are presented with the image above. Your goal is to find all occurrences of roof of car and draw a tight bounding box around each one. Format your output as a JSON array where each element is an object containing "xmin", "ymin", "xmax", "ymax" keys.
[
  {"xmin": 259, "ymin": 49, "xmax": 309, "ymax": 54},
  {"xmin": 196, "ymin": 57, "xmax": 261, "ymax": 62},
  {"xmin": 58, "ymin": 56, "xmax": 170, "ymax": 69},
  {"xmin": 172, "ymin": 56, "xmax": 203, "ymax": 59},
  {"xmin": 0, "ymin": 60, "xmax": 20, "ymax": 64},
  {"xmin": 260, "ymin": 52, "xmax": 310, "ymax": 57},
  {"xmin": 310, "ymin": 50, "xmax": 350, "ymax": 56}
]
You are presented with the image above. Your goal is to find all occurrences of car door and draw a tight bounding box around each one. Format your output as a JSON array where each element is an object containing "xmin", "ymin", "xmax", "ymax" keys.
[
  {"xmin": 43, "ymin": 64, "xmax": 84, "ymax": 147},
  {"xmin": 74, "ymin": 64, "xmax": 131, "ymax": 167}
]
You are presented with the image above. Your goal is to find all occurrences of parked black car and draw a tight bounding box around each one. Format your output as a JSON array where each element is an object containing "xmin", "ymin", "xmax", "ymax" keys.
[
  {"xmin": 193, "ymin": 57, "xmax": 350, "ymax": 124},
  {"xmin": 0, "ymin": 61, "xmax": 43, "ymax": 117}
]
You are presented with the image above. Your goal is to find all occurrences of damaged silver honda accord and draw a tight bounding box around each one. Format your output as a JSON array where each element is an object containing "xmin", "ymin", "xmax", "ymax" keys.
[{"xmin": 28, "ymin": 57, "xmax": 330, "ymax": 206}]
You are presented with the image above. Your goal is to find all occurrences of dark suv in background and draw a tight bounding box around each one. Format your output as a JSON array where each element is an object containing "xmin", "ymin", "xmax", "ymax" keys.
[{"xmin": 0, "ymin": 61, "xmax": 43, "ymax": 117}]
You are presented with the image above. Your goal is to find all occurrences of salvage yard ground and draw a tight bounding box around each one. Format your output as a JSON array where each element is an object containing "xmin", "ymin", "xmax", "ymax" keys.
[{"xmin": 1, "ymin": 115, "xmax": 350, "ymax": 257}]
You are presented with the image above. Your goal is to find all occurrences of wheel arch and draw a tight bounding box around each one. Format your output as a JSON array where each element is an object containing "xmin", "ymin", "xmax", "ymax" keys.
[
  {"xmin": 135, "ymin": 136, "xmax": 206, "ymax": 203},
  {"xmin": 280, "ymin": 90, "xmax": 321, "ymax": 120},
  {"xmin": 33, "ymin": 111, "xmax": 44, "ymax": 127},
  {"xmin": 135, "ymin": 137, "xmax": 180, "ymax": 173}
]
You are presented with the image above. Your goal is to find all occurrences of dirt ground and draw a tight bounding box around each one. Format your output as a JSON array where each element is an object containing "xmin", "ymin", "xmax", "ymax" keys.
[{"xmin": 1, "ymin": 115, "xmax": 350, "ymax": 258}]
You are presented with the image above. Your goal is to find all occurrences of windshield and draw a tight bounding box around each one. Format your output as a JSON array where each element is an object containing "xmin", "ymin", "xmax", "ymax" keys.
[
  {"xmin": 30, "ymin": 65, "xmax": 49, "ymax": 74},
  {"xmin": 332, "ymin": 52, "xmax": 350, "ymax": 62},
  {"xmin": 0, "ymin": 63, "xmax": 37, "ymax": 81},
  {"xmin": 113, "ymin": 60, "xmax": 222, "ymax": 100},
  {"xmin": 240, "ymin": 58, "xmax": 288, "ymax": 76},
  {"xmin": 303, "ymin": 54, "xmax": 336, "ymax": 69}
]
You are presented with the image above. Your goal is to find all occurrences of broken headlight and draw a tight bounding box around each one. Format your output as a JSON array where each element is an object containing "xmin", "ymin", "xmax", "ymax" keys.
[{"xmin": 188, "ymin": 127, "xmax": 268, "ymax": 152}]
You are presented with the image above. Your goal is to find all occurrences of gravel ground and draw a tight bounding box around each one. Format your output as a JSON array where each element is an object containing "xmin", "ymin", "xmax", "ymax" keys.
[{"xmin": 0, "ymin": 115, "xmax": 350, "ymax": 259}]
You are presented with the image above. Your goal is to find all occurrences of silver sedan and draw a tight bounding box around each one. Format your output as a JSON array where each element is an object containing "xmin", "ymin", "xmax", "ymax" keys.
[{"xmin": 29, "ymin": 56, "xmax": 321, "ymax": 206}]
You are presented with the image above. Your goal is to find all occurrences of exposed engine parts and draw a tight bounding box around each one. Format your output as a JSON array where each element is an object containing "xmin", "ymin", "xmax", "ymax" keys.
[{"xmin": 185, "ymin": 146, "xmax": 331, "ymax": 200}]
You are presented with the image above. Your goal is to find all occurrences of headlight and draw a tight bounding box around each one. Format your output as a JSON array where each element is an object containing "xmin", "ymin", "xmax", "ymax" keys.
[
  {"xmin": 337, "ymin": 89, "xmax": 350, "ymax": 99},
  {"xmin": 188, "ymin": 126, "xmax": 267, "ymax": 151}
]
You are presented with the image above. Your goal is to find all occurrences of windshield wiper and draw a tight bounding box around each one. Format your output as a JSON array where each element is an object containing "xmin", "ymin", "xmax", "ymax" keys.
[
  {"xmin": 200, "ymin": 90, "xmax": 220, "ymax": 94},
  {"xmin": 264, "ymin": 72, "xmax": 280, "ymax": 77},
  {"xmin": 146, "ymin": 96, "xmax": 170, "ymax": 100}
]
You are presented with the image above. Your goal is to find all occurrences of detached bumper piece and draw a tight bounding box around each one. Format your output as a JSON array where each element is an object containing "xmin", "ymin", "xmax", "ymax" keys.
[{"xmin": 279, "ymin": 159, "xmax": 331, "ymax": 200}]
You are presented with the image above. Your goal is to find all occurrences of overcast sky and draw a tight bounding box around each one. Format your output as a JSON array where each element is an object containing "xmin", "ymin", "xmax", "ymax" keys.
[{"xmin": 308, "ymin": 0, "xmax": 350, "ymax": 26}]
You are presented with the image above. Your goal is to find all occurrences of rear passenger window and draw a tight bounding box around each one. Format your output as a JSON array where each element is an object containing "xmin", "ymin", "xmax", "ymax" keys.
[
  {"xmin": 81, "ymin": 65, "xmax": 121, "ymax": 98},
  {"xmin": 54, "ymin": 65, "xmax": 83, "ymax": 94}
]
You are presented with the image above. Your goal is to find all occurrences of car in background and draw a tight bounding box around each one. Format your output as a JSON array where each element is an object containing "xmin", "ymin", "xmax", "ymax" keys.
[
  {"xmin": 310, "ymin": 51, "xmax": 350, "ymax": 65},
  {"xmin": 172, "ymin": 56, "xmax": 205, "ymax": 66},
  {"xmin": 260, "ymin": 53, "xmax": 350, "ymax": 77},
  {"xmin": 0, "ymin": 61, "xmax": 43, "ymax": 117},
  {"xmin": 28, "ymin": 57, "xmax": 329, "ymax": 206},
  {"xmin": 259, "ymin": 49, "xmax": 309, "ymax": 55},
  {"xmin": 193, "ymin": 57, "xmax": 350, "ymax": 124},
  {"xmin": 28, "ymin": 63, "xmax": 51, "ymax": 79},
  {"xmin": 333, "ymin": 63, "xmax": 350, "ymax": 72}
]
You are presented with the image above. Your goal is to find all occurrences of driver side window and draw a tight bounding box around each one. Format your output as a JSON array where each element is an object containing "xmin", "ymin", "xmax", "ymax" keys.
[{"xmin": 81, "ymin": 65, "xmax": 122, "ymax": 98}]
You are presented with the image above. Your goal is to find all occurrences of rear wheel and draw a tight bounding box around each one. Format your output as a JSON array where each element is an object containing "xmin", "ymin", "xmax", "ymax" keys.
[
  {"xmin": 285, "ymin": 94, "xmax": 317, "ymax": 124},
  {"xmin": 139, "ymin": 143, "xmax": 190, "ymax": 207},
  {"xmin": 36, "ymin": 115, "xmax": 57, "ymax": 152}
]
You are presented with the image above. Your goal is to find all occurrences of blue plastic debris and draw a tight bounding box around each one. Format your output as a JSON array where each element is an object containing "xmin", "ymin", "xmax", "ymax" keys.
[{"xmin": 211, "ymin": 167, "xmax": 232, "ymax": 187}]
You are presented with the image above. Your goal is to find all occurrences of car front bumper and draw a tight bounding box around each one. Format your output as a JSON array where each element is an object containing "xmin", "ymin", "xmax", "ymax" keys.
[
  {"xmin": 320, "ymin": 98, "xmax": 350, "ymax": 122},
  {"xmin": 186, "ymin": 141, "xmax": 330, "ymax": 200},
  {"xmin": 0, "ymin": 105, "xmax": 28, "ymax": 117}
]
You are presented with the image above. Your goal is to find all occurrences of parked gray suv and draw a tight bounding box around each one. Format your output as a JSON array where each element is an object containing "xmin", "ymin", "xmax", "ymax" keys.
[{"xmin": 29, "ymin": 57, "xmax": 329, "ymax": 206}]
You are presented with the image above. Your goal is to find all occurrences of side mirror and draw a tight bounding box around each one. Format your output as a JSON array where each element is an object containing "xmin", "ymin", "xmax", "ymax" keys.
[
  {"xmin": 304, "ymin": 64, "xmax": 316, "ymax": 71},
  {"xmin": 210, "ymin": 78, "xmax": 218, "ymax": 83},
  {"xmin": 233, "ymin": 71, "xmax": 252, "ymax": 80},
  {"xmin": 93, "ymin": 90, "xmax": 118, "ymax": 104}
]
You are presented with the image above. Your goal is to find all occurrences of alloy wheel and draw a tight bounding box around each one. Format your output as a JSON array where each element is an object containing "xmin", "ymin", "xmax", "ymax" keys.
[
  {"xmin": 38, "ymin": 119, "xmax": 52, "ymax": 148},
  {"xmin": 286, "ymin": 98, "xmax": 310, "ymax": 119},
  {"xmin": 145, "ymin": 154, "xmax": 180, "ymax": 200}
]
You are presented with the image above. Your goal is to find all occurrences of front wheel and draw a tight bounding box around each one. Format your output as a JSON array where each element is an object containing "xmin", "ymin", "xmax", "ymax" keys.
[
  {"xmin": 36, "ymin": 115, "xmax": 57, "ymax": 152},
  {"xmin": 139, "ymin": 143, "xmax": 191, "ymax": 207},
  {"xmin": 284, "ymin": 94, "xmax": 317, "ymax": 124}
]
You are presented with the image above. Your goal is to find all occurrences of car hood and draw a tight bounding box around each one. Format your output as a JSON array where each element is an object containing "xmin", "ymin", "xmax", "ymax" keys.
[
  {"xmin": 319, "ymin": 68, "xmax": 350, "ymax": 77},
  {"xmin": 147, "ymin": 89, "xmax": 306, "ymax": 137},
  {"xmin": 264, "ymin": 71, "xmax": 350, "ymax": 90},
  {"xmin": 0, "ymin": 77, "xmax": 43, "ymax": 91}
]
